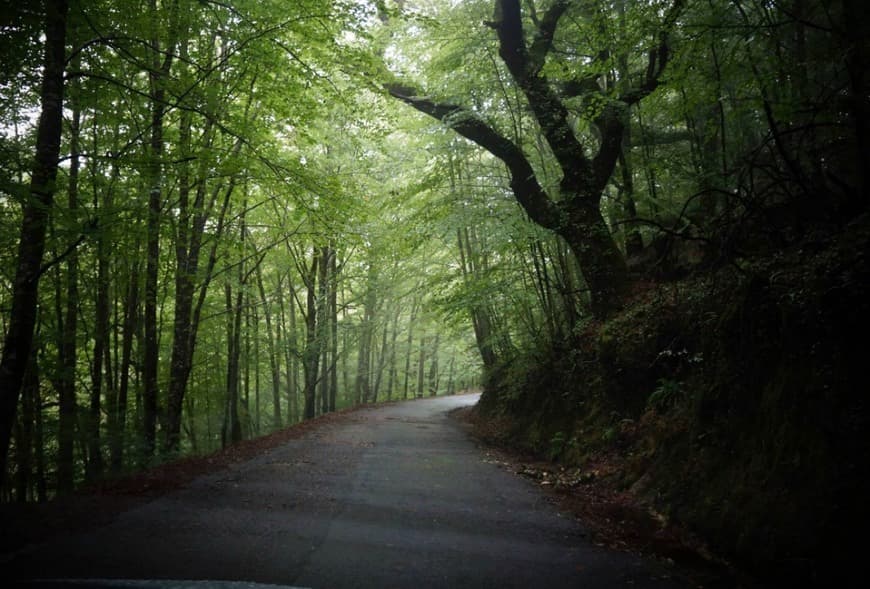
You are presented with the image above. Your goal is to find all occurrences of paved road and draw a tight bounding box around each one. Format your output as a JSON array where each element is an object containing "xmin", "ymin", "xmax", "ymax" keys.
[{"xmin": 7, "ymin": 395, "xmax": 683, "ymax": 588}]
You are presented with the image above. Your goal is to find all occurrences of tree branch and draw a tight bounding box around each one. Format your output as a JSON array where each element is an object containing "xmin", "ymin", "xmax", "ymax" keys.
[
  {"xmin": 618, "ymin": 0, "xmax": 686, "ymax": 105},
  {"xmin": 386, "ymin": 83, "xmax": 561, "ymax": 230},
  {"xmin": 490, "ymin": 0, "xmax": 594, "ymax": 192},
  {"xmin": 528, "ymin": 0, "xmax": 569, "ymax": 75}
]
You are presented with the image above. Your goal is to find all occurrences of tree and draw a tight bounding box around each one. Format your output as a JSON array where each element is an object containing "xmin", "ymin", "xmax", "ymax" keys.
[
  {"xmin": 385, "ymin": 0, "xmax": 684, "ymax": 317},
  {"xmin": 0, "ymin": 0, "xmax": 69, "ymax": 479}
]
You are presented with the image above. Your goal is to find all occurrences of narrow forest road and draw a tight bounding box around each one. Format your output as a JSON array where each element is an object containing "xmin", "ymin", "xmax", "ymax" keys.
[{"xmin": 6, "ymin": 395, "xmax": 683, "ymax": 588}]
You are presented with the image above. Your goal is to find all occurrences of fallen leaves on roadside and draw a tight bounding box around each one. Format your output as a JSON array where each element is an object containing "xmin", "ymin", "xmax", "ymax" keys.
[
  {"xmin": 515, "ymin": 465, "xmax": 600, "ymax": 489},
  {"xmin": 456, "ymin": 407, "xmax": 744, "ymax": 589}
]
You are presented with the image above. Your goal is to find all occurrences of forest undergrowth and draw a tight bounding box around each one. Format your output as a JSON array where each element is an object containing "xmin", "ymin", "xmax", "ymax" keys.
[{"xmin": 472, "ymin": 213, "xmax": 870, "ymax": 588}]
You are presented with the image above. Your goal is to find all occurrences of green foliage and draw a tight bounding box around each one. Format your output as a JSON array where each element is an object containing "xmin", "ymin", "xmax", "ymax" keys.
[
  {"xmin": 600, "ymin": 426, "xmax": 618, "ymax": 444},
  {"xmin": 547, "ymin": 431, "xmax": 566, "ymax": 460},
  {"xmin": 547, "ymin": 430, "xmax": 579, "ymax": 461},
  {"xmin": 646, "ymin": 378, "xmax": 687, "ymax": 413}
]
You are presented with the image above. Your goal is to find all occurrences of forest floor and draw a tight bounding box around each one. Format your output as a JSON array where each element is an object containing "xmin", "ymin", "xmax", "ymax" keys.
[{"xmin": 452, "ymin": 406, "xmax": 765, "ymax": 589}]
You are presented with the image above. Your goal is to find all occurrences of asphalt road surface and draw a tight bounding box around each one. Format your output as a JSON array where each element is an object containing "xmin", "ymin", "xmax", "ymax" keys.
[{"xmin": 6, "ymin": 395, "xmax": 684, "ymax": 588}]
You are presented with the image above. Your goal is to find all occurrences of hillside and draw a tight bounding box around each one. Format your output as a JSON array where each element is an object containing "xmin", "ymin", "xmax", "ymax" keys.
[{"xmin": 474, "ymin": 214, "xmax": 870, "ymax": 585}]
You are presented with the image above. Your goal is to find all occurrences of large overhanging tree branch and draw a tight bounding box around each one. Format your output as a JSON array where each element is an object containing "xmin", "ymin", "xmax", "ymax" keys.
[
  {"xmin": 387, "ymin": 81, "xmax": 626, "ymax": 319},
  {"xmin": 386, "ymin": 0, "xmax": 684, "ymax": 318},
  {"xmin": 490, "ymin": 0, "xmax": 595, "ymax": 194},
  {"xmin": 386, "ymin": 86, "xmax": 561, "ymax": 231}
]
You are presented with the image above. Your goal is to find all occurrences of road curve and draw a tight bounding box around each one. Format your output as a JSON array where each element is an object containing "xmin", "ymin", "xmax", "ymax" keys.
[{"xmin": 8, "ymin": 395, "xmax": 683, "ymax": 588}]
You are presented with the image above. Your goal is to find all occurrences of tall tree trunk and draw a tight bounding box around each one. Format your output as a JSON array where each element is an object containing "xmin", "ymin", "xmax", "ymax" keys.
[
  {"xmin": 111, "ymin": 265, "xmax": 138, "ymax": 472},
  {"xmin": 244, "ymin": 290, "xmax": 254, "ymax": 435},
  {"xmin": 89, "ymin": 202, "xmax": 109, "ymax": 482},
  {"xmin": 427, "ymin": 334, "xmax": 440, "ymax": 396},
  {"xmin": 356, "ymin": 329, "xmax": 371, "ymax": 405},
  {"xmin": 86, "ymin": 103, "xmax": 111, "ymax": 482},
  {"xmin": 457, "ymin": 228, "xmax": 498, "ymax": 367},
  {"xmin": 402, "ymin": 295, "xmax": 418, "ymax": 400},
  {"xmin": 317, "ymin": 246, "xmax": 330, "ymax": 415},
  {"xmin": 184, "ymin": 391, "xmax": 197, "ymax": 452},
  {"xmin": 34, "ymin": 369, "xmax": 47, "ymax": 502},
  {"xmin": 142, "ymin": 0, "xmax": 181, "ymax": 459},
  {"xmin": 0, "ymin": 0, "xmax": 68, "ymax": 482},
  {"xmin": 164, "ymin": 161, "xmax": 240, "ymax": 452},
  {"xmin": 385, "ymin": 303, "xmax": 400, "ymax": 401},
  {"xmin": 16, "ymin": 358, "xmax": 39, "ymax": 502},
  {"xmin": 222, "ymin": 281, "xmax": 243, "ymax": 448},
  {"xmin": 355, "ymin": 281, "xmax": 375, "ymax": 405},
  {"xmin": 340, "ymin": 282, "xmax": 350, "ymax": 406},
  {"xmin": 302, "ymin": 250, "xmax": 320, "ymax": 420},
  {"xmin": 257, "ymin": 268, "xmax": 282, "ymax": 427},
  {"xmin": 223, "ymin": 196, "xmax": 247, "ymax": 447},
  {"xmin": 328, "ymin": 249, "xmax": 338, "ymax": 413},
  {"xmin": 371, "ymin": 312, "xmax": 390, "ymax": 403},
  {"xmin": 56, "ymin": 75, "xmax": 81, "ymax": 494},
  {"xmin": 416, "ymin": 335, "xmax": 426, "ymax": 398},
  {"xmin": 288, "ymin": 285, "xmax": 299, "ymax": 423},
  {"xmin": 252, "ymin": 301, "xmax": 261, "ymax": 434}
]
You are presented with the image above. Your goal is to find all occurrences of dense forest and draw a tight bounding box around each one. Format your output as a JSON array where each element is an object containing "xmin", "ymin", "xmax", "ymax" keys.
[{"xmin": 1, "ymin": 0, "xmax": 867, "ymax": 582}]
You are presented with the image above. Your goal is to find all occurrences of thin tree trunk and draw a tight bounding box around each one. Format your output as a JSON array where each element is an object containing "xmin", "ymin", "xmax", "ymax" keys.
[
  {"xmin": 328, "ymin": 249, "xmax": 338, "ymax": 413},
  {"xmin": 111, "ymin": 265, "xmax": 138, "ymax": 472},
  {"xmin": 427, "ymin": 334, "xmax": 440, "ymax": 396},
  {"xmin": 252, "ymin": 301, "xmax": 261, "ymax": 434},
  {"xmin": 244, "ymin": 290, "xmax": 253, "ymax": 436},
  {"xmin": 385, "ymin": 303, "xmax": 400, "ymax": 401},
  {"xmin": 402, "ymin": 296, "xmax": 418, "ymax": 400},
  {"xmin": 16, "ymin": 358, "xmax": 38, "ymax": 502},
  {"xmin": 416, "ymin": 336, "xmax": 426, "ymax": 399},
  {"xmin": 340, "ymin": 282, "xmax": 350, "ymax": 406},
  {"xmin": 371, "ymin": 314, "xmax": 390, "ymax": 403},
  {"xmin": 356, "ymin": 286, "xmax": 374, "ymax": 405},
  {"xmin": 318, "ymin": 246, "xmax": 330, "ymax": 415},
  {"xmin": 89, "ymin": 211, "xmax": 109, "ymax": 481},
  {"xmin": 34, "ymin": 360, "xmax": 47, "ymax": 502},
  {"xmin": 222, "ymin": 281, "xmax": 243, "ymax": 447},
  {"xmin": 257, "ymin": 268, "xmax": 282, "ymax": 427},
  {"xmin": 56, "ymin": 100, "xmax": 81, "ymax": 494},
  {"xmin": 289, "ymin": 279, "xmax": 299, "ymax": 422},
  {"xmin": 302, "ymin": 250, "xmax": 320, "ymax": 420}
]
